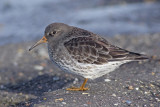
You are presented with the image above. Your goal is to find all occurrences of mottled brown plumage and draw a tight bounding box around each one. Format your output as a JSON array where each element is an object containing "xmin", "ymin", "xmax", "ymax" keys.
[
  {"xmin": 29, "ymin": 23, "xmax": 148, "ymax": 91},
  {"xmin": 64, "ymin": 28, "xmax": 147, "ymax": 64}
]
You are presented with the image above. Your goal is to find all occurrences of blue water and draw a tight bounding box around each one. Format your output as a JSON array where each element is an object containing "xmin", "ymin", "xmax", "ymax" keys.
[{"xmin": 0, "ymin": 0, "xmax": 160, "ymax": 45}]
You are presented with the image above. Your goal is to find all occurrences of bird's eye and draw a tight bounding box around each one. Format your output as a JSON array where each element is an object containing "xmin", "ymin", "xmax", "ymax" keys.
[
  {"xmin": 53, "ymin": 31, "xmax": 56, "ymax": 34},
  {"xmin": 47, "ymin": 31, "xmax": 57, "ymax": 37}
]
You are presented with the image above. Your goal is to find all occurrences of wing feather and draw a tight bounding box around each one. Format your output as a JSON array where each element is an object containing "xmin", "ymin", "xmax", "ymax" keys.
[{"xmin": 64, "ymin": 36, "xmax": 146, "ymax": 64}]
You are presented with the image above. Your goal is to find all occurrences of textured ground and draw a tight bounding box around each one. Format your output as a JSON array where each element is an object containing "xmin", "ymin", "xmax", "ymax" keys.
[{"xmin": 0, "ymin": 34, "xmax": 160, "ymax": 107}]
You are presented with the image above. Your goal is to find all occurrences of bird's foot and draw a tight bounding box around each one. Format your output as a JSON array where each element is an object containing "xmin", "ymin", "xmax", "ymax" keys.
[{"xmin": 66, "ymin": 86, "xmax": 89, "ymax": 91}]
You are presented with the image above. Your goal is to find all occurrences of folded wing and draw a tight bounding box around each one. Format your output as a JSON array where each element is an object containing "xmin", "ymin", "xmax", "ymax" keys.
[{"xmin": 64, "ymin": 36, "xmax": 147, "ymax": 65}]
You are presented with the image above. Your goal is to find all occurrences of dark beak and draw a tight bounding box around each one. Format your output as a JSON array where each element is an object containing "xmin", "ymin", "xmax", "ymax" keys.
[{"xmin": 29, "ymin": 36, "xmax": 47, "ymax": 51}]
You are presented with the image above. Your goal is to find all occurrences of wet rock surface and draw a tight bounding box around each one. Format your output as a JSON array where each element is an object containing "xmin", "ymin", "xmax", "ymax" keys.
[{"xmin": 0, "ymin": 34, "xmax": 160, "ymax": 107}]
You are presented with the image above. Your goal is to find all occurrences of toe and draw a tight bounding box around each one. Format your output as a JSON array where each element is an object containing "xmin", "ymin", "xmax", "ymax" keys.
[{"xmin": 66, "ymin": 87, "xmax": 89, "ymax": 91}]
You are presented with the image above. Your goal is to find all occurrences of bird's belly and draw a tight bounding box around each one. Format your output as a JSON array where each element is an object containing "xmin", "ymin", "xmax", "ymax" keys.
[
  {"xmin": 49, "ymin": 45, "xmax": 130, "ymax": 79},
  {"xmin": 54, "ymin": 58, "xmax": 130, "ymax": 79}
]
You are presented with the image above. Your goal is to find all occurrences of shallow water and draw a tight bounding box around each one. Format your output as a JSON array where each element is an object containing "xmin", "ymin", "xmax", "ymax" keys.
[{"xmin": 0, "ymin": 0, "xmax": 160, "ymax": 45}]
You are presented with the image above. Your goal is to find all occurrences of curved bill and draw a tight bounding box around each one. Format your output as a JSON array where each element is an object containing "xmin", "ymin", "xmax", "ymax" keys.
[{"xmin": 29, "ymin": 36, "xmax": 47, "ymax": 51}]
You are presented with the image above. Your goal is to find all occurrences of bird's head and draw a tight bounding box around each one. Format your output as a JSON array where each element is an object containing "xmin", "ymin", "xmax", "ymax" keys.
[{"xmin": 29, "ymin": 23, "xmax": 71, "ymax": 51}]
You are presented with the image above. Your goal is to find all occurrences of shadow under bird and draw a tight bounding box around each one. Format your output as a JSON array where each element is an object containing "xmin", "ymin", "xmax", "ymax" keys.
[{"xmin": 29, "ymin": 23, "xmax": 148, "ymax": 91}]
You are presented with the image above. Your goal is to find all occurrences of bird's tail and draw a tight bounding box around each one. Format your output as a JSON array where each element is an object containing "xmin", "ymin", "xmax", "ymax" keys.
[{"xmin": 128, "ymin": 52, "xmax": 149, "ymax": 60}]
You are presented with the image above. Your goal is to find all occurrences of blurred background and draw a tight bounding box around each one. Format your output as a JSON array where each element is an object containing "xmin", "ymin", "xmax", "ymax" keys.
[
  {"xmin": 0, "ymin": 0, "xmax": 160, "ymax": 106},
  {"xmin": 0, "ymin": 0, "xmax": 160, "ymax": 45}
]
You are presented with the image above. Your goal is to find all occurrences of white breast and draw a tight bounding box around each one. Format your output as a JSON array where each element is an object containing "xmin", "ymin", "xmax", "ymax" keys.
[{"xmin": 56, "ymin": 56, "xmax": 131, "ymax": 79}]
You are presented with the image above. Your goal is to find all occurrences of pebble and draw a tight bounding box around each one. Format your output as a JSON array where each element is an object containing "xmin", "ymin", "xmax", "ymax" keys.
[
  {"xmin": 104, "ymin": 79, "xmax": 111, "ymax": 82},
  {"xmin": 82, "ymin": 92, "xmax": 90, "ymax": 96},
  {"xmin": 55, "ymin": 98, "xmax": 64, "ymax": 102},
  {"xmin": 143, "ymin": 104, "xmax": 147, "ymax": 107},
  {"xmin": 155, "ymin": 98, "xmax": 160, "ymax": 102},
  {"xmin": 125, "ymin": 100, "xmax": 132, "ymax": 105},
  {"xmin": 25, "ymin": 95, "xmax": 29, "ymax": 99},
  {"xmin": 82, "ymin": 93, "xmax": 90, "ymax": 95},
  {"xmin": 73, "ymin": 78, "xmax": 78, "ymax": 84},
  {"xmin": 83, "ymin": 104, "xmax": 88, "ymax": 106},
  {"xmin": 62, "ymin": 102, "xmax": 66, "ymax": 105},
  {"xmin": 111, "ymin": 94, "xmax": 116, "ymax": 97},
  {"xmin": 34, "ymin": 65, "xmax": 44, "ymax": 70},
  {"xmin": 128, "ymin": 86, "xmax": 134, "ymax": 90},
  {"xmin": 18, "ymin": 72, "xmax": 24, "ymax": 77},
  {"xmin": 53, "ymin": 76, "xmax": 60, "ymax": 81},
  {"xmin": 151, "ymin": 72, "xmax": 155, "ymax": 75},
  {"xmin": 135, "ymin": 87, "xmax": 139, "ymax": 90},
  {"xmin": 144, "ymin": 91, "xmax": 148, "ymax": 94},
  {"xmin": 150, "ymin": 84, "xmax": 155, "ymax": 88},
  {"xmin": 114, "ymin": 103, "xmax": 118, "ymax": 106}
]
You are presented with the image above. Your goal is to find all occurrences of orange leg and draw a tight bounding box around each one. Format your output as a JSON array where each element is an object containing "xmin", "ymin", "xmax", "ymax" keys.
[{"xmin": 66, "ymin": 78, "xmax": 89, "ymax": 91}]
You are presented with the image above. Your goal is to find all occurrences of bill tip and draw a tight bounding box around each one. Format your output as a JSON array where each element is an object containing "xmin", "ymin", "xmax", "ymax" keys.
[{"xmin": 29, "ymin": 48, "xmax": 32, "ymax": 51}]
